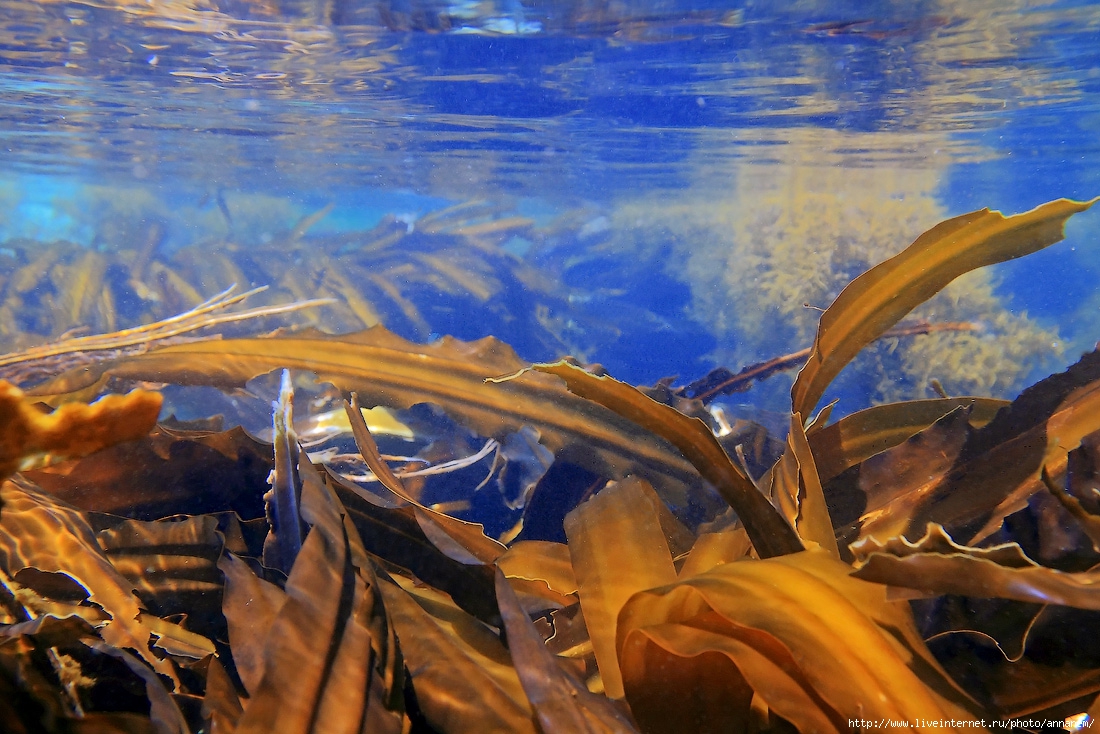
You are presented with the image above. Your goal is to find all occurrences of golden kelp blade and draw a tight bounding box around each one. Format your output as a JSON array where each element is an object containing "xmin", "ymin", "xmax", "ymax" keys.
[
  {"xmin": 792, "ymin": 197, "xmax": 1097, "ymax": 418},
  {"xmin": 0, "ymin": 381, "xmax": 161, "ymax": 477},
  {"xmin": 616, "ymin": 549, "xmax": 981, "ymax": 733},
  {"xmin": 564, "ymin": 477, "xmax": 678, "ymax": 700},
  {"xmin": 30, "ymin": 327, "xmax": 704, "ymax": 504}
]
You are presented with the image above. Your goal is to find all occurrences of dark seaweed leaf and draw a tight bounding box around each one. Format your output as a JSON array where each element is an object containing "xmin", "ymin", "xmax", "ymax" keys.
[
  {"xmin": 532, "ymin": 360, "xmax": 802, "ymax": 558},
  {"xmin": 494, "ymin": 568, "xmax": 638, "ymax": 734},
  {"xmin": 376, "ymin": 576, "xmax": 537, "ymax": 734},
  {"xmin": 852, "ymin": 523, "xmax": 1100, "ymax": 609},
  {"xmin": 222, "ymin": 452, "xmax": 404, "ymax": 734},
  {"xmin": 23, "ymin": 424, "xmax": 271, "ymax": 521}
]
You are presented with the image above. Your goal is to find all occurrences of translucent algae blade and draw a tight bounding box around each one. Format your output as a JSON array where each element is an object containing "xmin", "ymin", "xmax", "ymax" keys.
[
  {"xmin": 792, "ymin": 197, "xmax": 1098, "ymax": 418},
  {"xmin": 564, "ymin": 477, "xmax": 678, "ymax": 700}
]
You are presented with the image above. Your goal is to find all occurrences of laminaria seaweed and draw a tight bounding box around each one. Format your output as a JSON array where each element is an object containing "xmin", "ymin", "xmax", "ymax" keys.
[{"xmin": 0, "ymin": 197, "xmax": 1098, "ymax": 733}]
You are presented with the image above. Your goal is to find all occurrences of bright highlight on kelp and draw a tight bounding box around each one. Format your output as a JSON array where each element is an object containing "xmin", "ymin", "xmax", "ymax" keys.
[{"xmin": 1, "ymin": 197, "xmax": 1099, "ymax": 733}]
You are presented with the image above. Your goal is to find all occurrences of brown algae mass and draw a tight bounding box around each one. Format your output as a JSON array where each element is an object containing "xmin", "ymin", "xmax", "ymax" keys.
[{"xmin": 1, "ymin": 197, "xmax": 1100, "ymax": 732}]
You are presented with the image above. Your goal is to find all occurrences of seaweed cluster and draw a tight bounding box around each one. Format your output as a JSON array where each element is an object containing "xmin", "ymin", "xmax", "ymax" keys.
[
  {"xmin": 601, "ymin": 159, "xmax": 1060, "ymax": 408},
  {"xmin": 0, "ymin": 195, "xmax": 572, "ymax": 367},
  {"xmin": 1, "ymin": 197, "xmax": 1099, "ymax": 733}
]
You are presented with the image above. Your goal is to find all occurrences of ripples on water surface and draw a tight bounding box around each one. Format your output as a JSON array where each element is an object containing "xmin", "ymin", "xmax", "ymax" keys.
[{"xmin": 0, "ymin": 0, "xmax": 1099, "ymax": 406}]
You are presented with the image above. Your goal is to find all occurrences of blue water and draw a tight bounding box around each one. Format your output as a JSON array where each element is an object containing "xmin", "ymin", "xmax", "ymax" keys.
[{"xmin": 1, "ymin": 0, "xmax": 1099, "ymax": 413}]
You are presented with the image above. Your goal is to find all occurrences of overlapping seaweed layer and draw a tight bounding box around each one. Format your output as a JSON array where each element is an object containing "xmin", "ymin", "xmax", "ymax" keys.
[
  {"xmin": 1, "ymin": 197, "xmax": 1099, "ymax": 733},
  {"xmin": 601, "ymin": 163, "xmax": 1059, "ymax": 407}
]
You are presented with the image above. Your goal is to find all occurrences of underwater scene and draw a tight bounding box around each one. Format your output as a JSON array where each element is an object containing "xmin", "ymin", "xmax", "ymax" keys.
[{"xmin": 3, "ymin": 0, "xmax": 1100, "ymax": 731}]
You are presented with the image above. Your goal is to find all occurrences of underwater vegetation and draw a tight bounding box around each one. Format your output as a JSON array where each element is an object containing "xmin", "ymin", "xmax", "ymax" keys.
[
  {"xmin": 0, "ymin": 196, "xmax": 569, "ymax": 366},
  {"xmin": 601, "ymin": 162, "xmax": 1061, "ymax": 409},
  {"xmin": 1, "ymin": 196, "xmax": 1099, "ymax": 732}
]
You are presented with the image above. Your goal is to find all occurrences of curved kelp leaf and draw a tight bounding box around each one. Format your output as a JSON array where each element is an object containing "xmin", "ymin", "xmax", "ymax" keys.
[
  {"xmin": 344, "ymin": 393, "xmax": 506, "ymax": 565},
  {"xmin": 616, "ymin": 549, "xmax": 981, "ymax": 733},
  {"xmin": 31, "ymin": 327, "xmax": 703, "ymax": 504},
  {"xmin": 792, "ymin": 197, "xmax": 1097, "ymax": 417},
  {"xmin": 23, "ymin": 424, "xmax": 271, "ymax": 521},
  {"xmin": 564, "ymin": 477, "xmax": 678, "ymax": 700},
  {"xmin": 852, "ymin": 523, "xmax": 1100, "ymax": 610},
  {"xmin": 533, "ymin": 360, "xmax": 802, "ymax": 559}
]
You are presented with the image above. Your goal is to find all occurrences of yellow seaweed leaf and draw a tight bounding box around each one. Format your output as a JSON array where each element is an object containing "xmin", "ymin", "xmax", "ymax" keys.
[
  {"xmin": 564, "ymin": 476, "xmax": 678, "ymax": 699},
  {"xmin": 788, "ymin": 413, "xmax": 839, "ymax": 558},
  {"xmin": 677, "ymin": 530, "xmax": 752, "ymax": 578},
  {"xmin": 792, "ymin": 197, "xmax": 1097, "ymax": 418},
  {"xmin": 617, "ymin": 549, "xmax": 982, "ymax": 733},
  {"xmin": 532, "ymin": 360, "xmax": 803, "ymax": 558},
  {"xmin": 497, "ymin": 540, "xmax": 578, "ymax": 595},
  {"xmin": 0, "ymin": 381, "xmax": 161, "ymax": 477}
]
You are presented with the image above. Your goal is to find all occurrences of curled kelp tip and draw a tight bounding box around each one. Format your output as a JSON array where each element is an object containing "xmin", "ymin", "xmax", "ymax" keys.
[{"xmin": 792, "ymin": 197, "xmax": 1098, "ymax": 418}]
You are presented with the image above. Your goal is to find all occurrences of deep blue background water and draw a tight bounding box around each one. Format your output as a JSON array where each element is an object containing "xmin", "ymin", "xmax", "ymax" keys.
[{"xmin": 1, "ymin": 0, "xmax": 1099, "ymax": 410}]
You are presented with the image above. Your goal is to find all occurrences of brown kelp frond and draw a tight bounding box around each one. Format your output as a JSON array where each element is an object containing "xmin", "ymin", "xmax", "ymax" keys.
[
  {"xmin": 0, "ymin": 284, "xmax": 332, "ymax": 388},
  {"xmin": 529, "ymin": 360, "xmax": 803, "ymax": 559},
  {"xmin": 30, "ymin": 326, "xmax": 706, "ymax": 508},
  {"xmin": 0, "ymin": 380, "xmax": 161, "ymax": 477}
]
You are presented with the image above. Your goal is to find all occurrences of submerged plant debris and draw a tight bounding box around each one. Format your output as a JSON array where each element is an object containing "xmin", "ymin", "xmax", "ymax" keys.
[{"xmin": 2, "ymin": 197, "xmax": 1100, "ymax": 733}]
